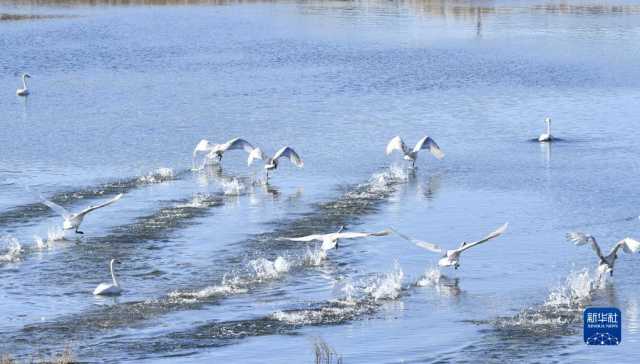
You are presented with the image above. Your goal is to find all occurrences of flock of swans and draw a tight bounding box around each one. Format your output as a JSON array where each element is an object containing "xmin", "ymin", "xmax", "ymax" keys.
[{"xmin": 18, "ymin": 74, "xmax": 637, "ymax": 296}]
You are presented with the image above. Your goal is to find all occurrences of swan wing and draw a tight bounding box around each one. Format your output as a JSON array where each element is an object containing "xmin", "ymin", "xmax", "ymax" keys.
[
  {"xmin": 335, "ymin": 229, "xmax": 391, "ymax": 240},
  {"xmin": 41, "ymin": 197, "xmax": 71, "ymax": 219},
  {"xmin": 413, "ymin": 136, "xmax": 444, "ymax": 160},
  {"xmin": 193, "ymin": 139, "xmax": 213, "ymax": 157},
  {"xmin": 617, "ymin": 237, "xmax": 640, "ymax": 255},
  {"xmin": 385, "ymin": 136, "xmax": 409, "ymax": 155},
  {"xmin": 280, "ymin": 233, "xmax": 327, "ymax": 242},
  {"xmin": 458, "ymin": 222, "xmax": 508, "ymax": 253},
  {"xmin": 390, "ymin": 228, "xmax": 442, "ymax": 253},
  {"xmin": 567, "ymin": 232, "xmax": 603, "ymax": 259},
  {"xmin": 247, "ymin": 147, "xmax": 266, "ymax": 166},
  {"xmin": 77, "ymin": 194, "xmax": 123, "ymax": 217},
  {"xmin": 273, "ymin": 146, "xmax": 304, "ymax": 168},
  {"xmin": 222, "ymin": 138, "xmax": 255, "ymax": 153}
]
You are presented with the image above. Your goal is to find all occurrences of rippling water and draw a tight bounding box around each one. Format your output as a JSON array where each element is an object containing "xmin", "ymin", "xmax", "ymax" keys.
[{"xmin": 1, "ymin": 0, "xmax": 640, "ymax": 362}]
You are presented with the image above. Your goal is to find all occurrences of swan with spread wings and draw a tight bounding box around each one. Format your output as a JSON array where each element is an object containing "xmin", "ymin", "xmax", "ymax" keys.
[
  {"xmin": 280, "ymin": 226, "xmax": 390, "ymax": 251},
  {"xmin": 566, "ymin": 232, "xmax": 640, "ymax": 276},
  {"xmin": 393, "ymin": 223, "xmax": 508, "ymax": 269},
  {"xmin": 386, "ymin": 135, "xmax": 444, "ymax": 168},
  {"xmin": 41, "ymin": 194, "xmax": 123, "ymax": 235}
]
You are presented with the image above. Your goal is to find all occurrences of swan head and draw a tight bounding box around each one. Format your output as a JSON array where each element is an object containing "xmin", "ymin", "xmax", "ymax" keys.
[
  {"xmin": 110, "ymin": 259, "xmax": 122, "ymax": 265},
  {"xmin": 545, "ymin": 117, "xmax": 551, "ymax": 124},
  {"xmin": 23, "ymin": 73, "xmax": 31, "ymax": 79}
]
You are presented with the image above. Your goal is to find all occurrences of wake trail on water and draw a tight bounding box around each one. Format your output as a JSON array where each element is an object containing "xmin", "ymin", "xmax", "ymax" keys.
[
  {"xmin": 5, "ymin": 166, "xmax": 414, "ymax": 360},
  {"xmin": 77, "ymin": 264, "xmax": 407, "ymax": 361},
  {"xmin": 0, "ymin": 167, "xmax": 182, "ymax": 228}
]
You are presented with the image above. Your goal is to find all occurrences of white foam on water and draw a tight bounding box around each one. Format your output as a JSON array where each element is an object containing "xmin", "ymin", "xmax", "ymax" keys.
[
  {"xmin": 177, "ymin": 194, "xmax": 208, "ymax": 208},
  {"xmin": 168, "ymin": 284, "xmax": 248, "ymax": 302},
  {"xmin": 0, "ymin": 236, "xmax": 23, "ymax": 263}
]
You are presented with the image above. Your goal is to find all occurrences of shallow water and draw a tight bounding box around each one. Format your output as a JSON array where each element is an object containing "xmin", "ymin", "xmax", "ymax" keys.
[{"xmin": 1, "ymin": 0, "xmax": 640, "ymax": 362}]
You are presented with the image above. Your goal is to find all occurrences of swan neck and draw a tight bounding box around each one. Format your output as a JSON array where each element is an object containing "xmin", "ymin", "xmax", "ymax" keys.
[
  {"xmin": 22, "ymin": 75, "xmax": 28, "ymax": 89},
  {"xmin": 110, "ymin": 261, "xmax": 119, "ymax": 287},
  {"xmin": 546, "ymin": 120, "xmax": 550, "ymax": 135}
]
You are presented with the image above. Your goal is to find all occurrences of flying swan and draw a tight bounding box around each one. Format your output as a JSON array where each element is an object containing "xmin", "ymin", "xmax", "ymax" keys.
[
  {"xmin": 538, "ymin": 117, "xmax": 553, "ymax": 142},
  {"xmin": 386, "ymin": 136, "xmax": 444, "ymax": 167},
  {"xmin": 42, "ymin": 194, "xmax": 123, "ymax": 234},
  {"xmin": 566, "ymin": 232, "xmax": 640, "ymax": 276},
  {"xmin": 16, "ymin": 73, "xmax": 31, "ymax": 96},
  {"xmin": 93, "ymin": 259, "xmax": 123, "ymax": 296},
  {"xmin": 393, "ymin": 223, "xmax": 508, "ymax": 269},
  {"xmin": 248, "ymin": 146, "xmax": 304, "ymax": 181},
  {"xmin": 192, "ymin": 137, "xmax": 255, "ymax": 169},
  {"xmin": 280, "ymin": 226, "xmax": 391, "ymax": 251}
]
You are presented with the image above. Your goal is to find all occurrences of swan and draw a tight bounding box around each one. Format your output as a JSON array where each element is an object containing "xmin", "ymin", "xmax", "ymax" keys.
[
  {"xmin": 248, "ymin": 146, "xmax": 304, "ymax": 181},
  {"xmin": 538, "ymin": 117, "xmax": 553, "ymax": 142},
  {"xmin": 41, "ymin": 193, "xmax": 123, "ymax": 234},
  {"xmin": 93, "ymin": 259, "xmax": 123, "ymax": 296},
  {"xmin": 280, "ymin": 226, "xmax": 391, "ymax": 251},
  {"xmin": 392, "ymin": 223, "xmax": 508, "ymax": 269},
  {"xmin": 566, "ymin": 232, "xmax": 640, "ymax": 276},
  {"xmin": 386, "ymin": 136, "xmax": 444, "ymax": 167},
  {"xmin": 16, "ymin": 73, "xmax": 31, "ymax": 96},
  {"xmin": 192, "ymin": 137, "xmax": 255, "ymax": 169}
]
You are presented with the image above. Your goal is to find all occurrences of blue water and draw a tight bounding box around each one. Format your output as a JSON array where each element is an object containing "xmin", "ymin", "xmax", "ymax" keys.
[{"xmin": 1, "ymin": 0, "xmax": 640, "ymax": 362}]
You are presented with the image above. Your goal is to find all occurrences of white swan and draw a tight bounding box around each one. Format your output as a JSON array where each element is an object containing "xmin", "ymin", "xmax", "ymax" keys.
[
  {"xmin": 538, "ymin": 117, "xmax": 553, "ymax": 142},
  {"xmin": 386, "ymin": 136, "xmax": 444, "ymax": 167},
  {"xmin": 248, "ymin": 146, "xmax": 304, "ymax": 181},
  {"xmin": 566, "ymin": 232, "xmax": 640, "ymax": 276},
  {"xmin": 192, "ymin": 137, "xmax": 255, "ymax": 169},
  {"xmin": 393, "ymin": 223, "xmax": 508, "ymax": 269},
  {"xmin": 41, "ymin": 194, "xmax": 123, "ymax": 234},
  {"xmin": 93, "ymin": 259, "xmax": 123, "ymax": 296},
  {"xmin": 280, "ymin": 226, "xmax": 390, "ymax": 251},
  {"xmin": 16, "ymin": 73, "xmax": 31, "ymax": 96}
]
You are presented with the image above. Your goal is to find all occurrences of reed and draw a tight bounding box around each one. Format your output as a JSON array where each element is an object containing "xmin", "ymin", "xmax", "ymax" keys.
[{"xmin": 313, "ymin": 337, "xmax": 343, "ymax": 364}]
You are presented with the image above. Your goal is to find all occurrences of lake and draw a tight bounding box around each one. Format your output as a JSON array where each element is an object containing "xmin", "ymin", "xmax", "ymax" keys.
[{"xmin": 1, "ymin": 0, "xmax": 640, "ymax": 362}]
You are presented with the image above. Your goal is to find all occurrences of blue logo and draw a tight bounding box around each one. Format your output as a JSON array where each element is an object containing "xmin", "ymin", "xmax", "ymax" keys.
[{"xmin": 584, "ymin": 307, "xmax": 621, "ymax": 345}]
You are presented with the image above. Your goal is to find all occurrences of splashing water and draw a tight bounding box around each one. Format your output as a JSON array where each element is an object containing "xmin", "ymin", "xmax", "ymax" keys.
[
  {"xmin": 0, "ymin": 236, "xmax": 23, "ymax": 263},
  {"xmin": 220, "ymin": 178, "xmax": 246, "ymax": 196},
  {"xmin": 416, "ymin": 267, "xmax": 442, "ymax": 287},
  {"xmin": 303, "ymin": 247, "xmax": 327, "ymax": 267},
  {"xmin": 545, "ymin": 269, "xmax": 598, "ymax": 308},
  {"xmin": 250, "ymin": 257, "xmax": 291, "ymax": 280},
  {"xmin": 137, "ymin": 167, "xmax": 175, "ymax": 184},
  {"xmin": 364, "ymin": 262, "xmax": 404, "ymax": 301},
  {"xmin": 491, "ymin": 269, "xmax": 604, "ymax": 334}
]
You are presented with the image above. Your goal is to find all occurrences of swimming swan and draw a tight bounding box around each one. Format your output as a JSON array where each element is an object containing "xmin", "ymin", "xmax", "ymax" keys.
[
  {"xmin": 538, "ymin": 117, "xmax": 553, "ymax": 142},
  {"xmin": 93, "ymin": 259, "xmax": 123, "ymax": 296},
  {"xmin": 16, "ymin": 73, "xmax": 31, "ymax": 96}
]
